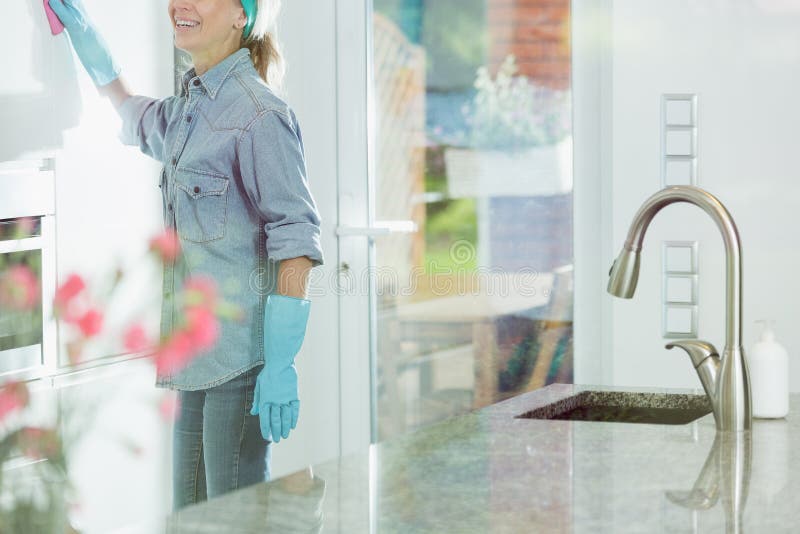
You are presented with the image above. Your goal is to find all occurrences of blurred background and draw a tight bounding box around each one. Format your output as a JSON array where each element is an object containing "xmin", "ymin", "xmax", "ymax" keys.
[{"xmin": 368, "ymin": 0, "xmax": 573, "ymax": 441}]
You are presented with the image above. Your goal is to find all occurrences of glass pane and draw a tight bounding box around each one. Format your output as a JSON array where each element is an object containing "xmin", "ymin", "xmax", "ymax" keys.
[
  {"xmin": 0, "ymin": 249, "xmax": 44, "ymax": 369},
  {"xmin": 371, "ymin": 0, "xmax": 574, "ymax": 441},
  {"xmin": 0, "ymin": 217, "xmax": 41, "ymax": 241}
]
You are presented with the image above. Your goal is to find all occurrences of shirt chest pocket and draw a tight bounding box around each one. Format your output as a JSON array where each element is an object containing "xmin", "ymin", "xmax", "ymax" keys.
[{"xmin": 174, "ymin": 168, "xmax": 230, "ymax": 243}]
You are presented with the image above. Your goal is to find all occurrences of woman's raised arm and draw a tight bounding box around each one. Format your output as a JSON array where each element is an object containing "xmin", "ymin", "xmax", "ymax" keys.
[
  {"xmin": 48, "ymin": 0, "xmax": 121, "ymax": 87},
  {"xmin": 97, "ymin": 77, "xmax": 134, "ymax": 112},
  {"xmin": 49, "ymin": 1, "xmax": 133, "ymax": 111},
  {"xmin": 50, "ymin": 1, "xmax": 177, "ymax": 160}
]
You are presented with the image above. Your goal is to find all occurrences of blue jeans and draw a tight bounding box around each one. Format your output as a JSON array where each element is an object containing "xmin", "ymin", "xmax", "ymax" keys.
[{"xmin": 172, "ymin": 365, "xmax": 272, "ymax": 511}]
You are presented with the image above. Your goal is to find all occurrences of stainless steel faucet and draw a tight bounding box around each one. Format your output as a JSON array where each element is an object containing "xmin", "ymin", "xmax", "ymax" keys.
[{"xmin": 607, "ymin": 185, "xmax": 751, "ymax": 432}]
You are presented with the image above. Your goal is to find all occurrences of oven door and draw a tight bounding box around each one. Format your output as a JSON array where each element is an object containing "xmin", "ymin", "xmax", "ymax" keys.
[{"xmin": 0, "ymin": 165, "xmax": 57, "ymax": 381}]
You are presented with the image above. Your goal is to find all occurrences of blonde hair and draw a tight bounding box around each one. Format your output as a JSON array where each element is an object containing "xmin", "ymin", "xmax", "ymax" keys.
[{"xmin": 241, "ymin": 0, "xmax": 286, "ymax": 93}]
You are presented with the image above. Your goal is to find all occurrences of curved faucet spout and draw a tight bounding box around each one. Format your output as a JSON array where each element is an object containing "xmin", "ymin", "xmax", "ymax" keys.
[
  {"xmin": 607, "ymin": 186, "xmax": 751, "ymax": 432},
  {"xmin": 610, "ymin": 186, "xmax": 742, "ymax": 349},
  {"xmin": 609, "ymin": 185, "xmax": 742, "ymax": 348}
]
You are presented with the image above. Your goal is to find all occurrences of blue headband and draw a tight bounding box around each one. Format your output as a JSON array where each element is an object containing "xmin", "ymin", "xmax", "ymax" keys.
[{"xmin": 241, "ymin": 0, "xmax": 257, "ymax": 39}]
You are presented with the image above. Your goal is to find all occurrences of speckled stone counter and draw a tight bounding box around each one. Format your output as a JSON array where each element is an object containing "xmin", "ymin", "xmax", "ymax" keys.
[{"xmin": 159, "ymin": 384, "xmax": 800, "ymax": 533}]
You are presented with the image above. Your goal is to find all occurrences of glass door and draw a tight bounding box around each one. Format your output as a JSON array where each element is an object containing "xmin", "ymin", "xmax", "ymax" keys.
[{"xmin": 365, "ymin": 0, "xmax": 575, "ymax": 442}]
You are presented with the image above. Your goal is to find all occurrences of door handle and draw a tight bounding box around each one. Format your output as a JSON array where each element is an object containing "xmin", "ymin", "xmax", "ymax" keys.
[{"xmin": 335, "ymin": 220, "xmax": 418, "ymax": 237}]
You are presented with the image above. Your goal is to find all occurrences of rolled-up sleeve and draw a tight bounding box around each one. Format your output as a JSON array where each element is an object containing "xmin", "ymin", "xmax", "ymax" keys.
[
  {"xmin": 236, "ymin": 109, "xmax": 324, "ymax": 267},
  {"xmin": 117, "ymin": 95, "xmax": 180, "ymax": 162}
]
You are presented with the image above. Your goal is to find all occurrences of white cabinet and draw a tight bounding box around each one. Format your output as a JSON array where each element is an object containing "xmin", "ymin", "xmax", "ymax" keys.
[
  {"xmin": 55, "ymin": 359, "xmax": 172, "ymax": 532},
  {"xmin": 1, "ymin": 0, "xmax": 174, "ymax": 366}
]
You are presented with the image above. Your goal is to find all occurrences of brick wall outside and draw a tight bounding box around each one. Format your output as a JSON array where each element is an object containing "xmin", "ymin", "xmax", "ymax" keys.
[
  {"xmin": 486, "ymin": 0, "xmax": 571, "ymax": 90},
  {"xmin": 483, "ymin": 0, "xmax": 573, "ymax": 277}
]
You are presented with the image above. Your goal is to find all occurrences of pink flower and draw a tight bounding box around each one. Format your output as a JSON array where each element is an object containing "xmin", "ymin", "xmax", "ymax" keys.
[
  {"xmin": 183, "ymin": 275, "xmax": 218, "ymax": 309},
  {"xmin": 0, "ymin": 380, "xmax": 30, "ymax": 422},
  {"xmin": 184, "ymin": 306, "xmax": 220, "ymax": 352},
  {"xmin": 123, "ymin": 323, "xmax": 151, "ymax": 352},
  {"xmin": 0, "ymin": 265, "xmax": 40, "ymax": 310},
  {"xmin": 54, "ymin": 274, "xmax": 85, "ymax": 319},
  {"xmin": 76, "ymin": 308, "xmax": 103, "ymax": 338},
  {"xmin": 149, "ymin": 228, "xmax": 181, "ymax": 264},
  {"xmin": 154, "ymin": 330, "xmax": 196, "ymax": 375}
]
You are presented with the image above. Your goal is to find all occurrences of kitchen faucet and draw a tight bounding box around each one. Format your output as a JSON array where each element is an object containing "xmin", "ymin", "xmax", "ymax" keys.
[{"xmin": 607, "ymin": 185, "xmax": 751, "ymax": 432}]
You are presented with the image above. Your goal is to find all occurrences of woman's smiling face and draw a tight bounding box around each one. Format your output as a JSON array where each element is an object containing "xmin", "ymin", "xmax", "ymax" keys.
[{"xmin": 168, "ymin": 0, "xmax": 246, "ymax": 58}]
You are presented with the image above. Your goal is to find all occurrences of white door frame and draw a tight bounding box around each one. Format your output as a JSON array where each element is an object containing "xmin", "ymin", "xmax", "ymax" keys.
[
  {"xmin": 571, "ymin": 0, "xmax": 615, "ymax": 386},
  {"xmin": 336, "ymin": 0, "xmax": 375, "ymax": 455}
]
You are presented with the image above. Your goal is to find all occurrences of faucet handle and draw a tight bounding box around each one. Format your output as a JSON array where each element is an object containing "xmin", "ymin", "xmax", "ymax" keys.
[
  {"xmin": 665, "ymin": 339, "xmax": 719, "ymax": 368},
  {"xmin": 667, "ymin": 340, "xmax": 721, "ymax": 419}
]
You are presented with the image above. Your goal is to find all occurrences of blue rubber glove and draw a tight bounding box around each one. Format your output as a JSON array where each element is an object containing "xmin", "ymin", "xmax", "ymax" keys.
[
  {"xmin": 250, "ymin": 294, "xmax": 311, "ymax": 443},
  {"xmin": 49, "ymin": 0, "xmax": 121, "ymax": 86}
]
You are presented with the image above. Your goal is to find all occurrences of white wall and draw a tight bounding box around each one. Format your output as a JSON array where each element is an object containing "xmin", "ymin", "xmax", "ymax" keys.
[
  {"xmin": 269, "ymin": 0, "xmax": 341, "ymax": 478},
  {"xmin": 574, "ymin": 1, "xmax": 800, "ymax": 391}
]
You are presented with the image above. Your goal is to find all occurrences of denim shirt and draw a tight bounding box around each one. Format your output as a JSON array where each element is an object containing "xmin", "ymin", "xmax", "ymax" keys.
[{"xmin": 117, "ymin": 47, "xmax": 324, "ymax": 390}]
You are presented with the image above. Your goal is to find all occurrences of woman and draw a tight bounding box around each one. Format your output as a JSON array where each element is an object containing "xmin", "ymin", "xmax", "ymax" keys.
[{"xmin": 49, "ymin": 0, "xmax": 324, "ymax": 510}]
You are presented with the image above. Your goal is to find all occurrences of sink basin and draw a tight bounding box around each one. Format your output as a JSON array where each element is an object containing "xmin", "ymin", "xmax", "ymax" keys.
[{"xmin": 516, "ymin": 391, "xmax": 712, "ymax": 425}]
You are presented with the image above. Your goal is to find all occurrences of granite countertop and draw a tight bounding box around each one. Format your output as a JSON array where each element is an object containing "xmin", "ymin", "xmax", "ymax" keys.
[{"xmin": 160, "ymin": 384, "xmax": 800, "ymax": 533}]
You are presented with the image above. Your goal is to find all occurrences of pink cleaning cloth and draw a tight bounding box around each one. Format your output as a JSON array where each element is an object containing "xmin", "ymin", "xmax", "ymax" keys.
[{"xmin": 44, "ymin": 0, "xmax": 64, "ymax": 35}]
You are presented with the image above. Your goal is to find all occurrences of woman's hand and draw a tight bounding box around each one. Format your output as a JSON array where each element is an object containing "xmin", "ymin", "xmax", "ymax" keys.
[
  {"xmin": 48, "ymin": 0, "xmax": 121, "ymax": 86},
  {"xmin": 250, "ymin": 294, "xmax": 311, "ymax": 443}
]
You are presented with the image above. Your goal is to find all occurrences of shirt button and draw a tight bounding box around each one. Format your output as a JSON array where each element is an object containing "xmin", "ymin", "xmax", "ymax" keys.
[
  {"xmin": 186, "ymin": 115, "xmax": 192, "ymax": 123},
  {"xmin": 171, "ymin": 157, "xmax": 177, "ymax": 166},
  {"xmin": 193, "ymin": 79, "xmax": 201, "ymax": 87},
  {"xmin": 168, "ymin": 203, "xmax": 173, "ymax": 211},
  {"xmin": 193, "ymin": 186, "xmax": 201, "ymax": 194}
]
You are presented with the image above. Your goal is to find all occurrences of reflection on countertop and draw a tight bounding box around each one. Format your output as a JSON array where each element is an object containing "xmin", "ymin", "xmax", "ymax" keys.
[
  {"xmin": 161, "ymin": 384, "xmax": 798, "ymax": 533},
  {"xmin": 166, "ymin": 467, "xmax": 327, "ymax": 533}
]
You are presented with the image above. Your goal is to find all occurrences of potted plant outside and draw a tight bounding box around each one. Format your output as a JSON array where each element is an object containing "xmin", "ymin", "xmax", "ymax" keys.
[{"xmin": 444, "ymin": 54, "xmax": 572, "ymax": 199}]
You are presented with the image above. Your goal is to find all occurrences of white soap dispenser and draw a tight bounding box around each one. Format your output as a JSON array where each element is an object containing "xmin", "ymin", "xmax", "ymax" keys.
[{"xmin": 748, "ymin": 320, "xmax": 789, "ymax": 419}]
